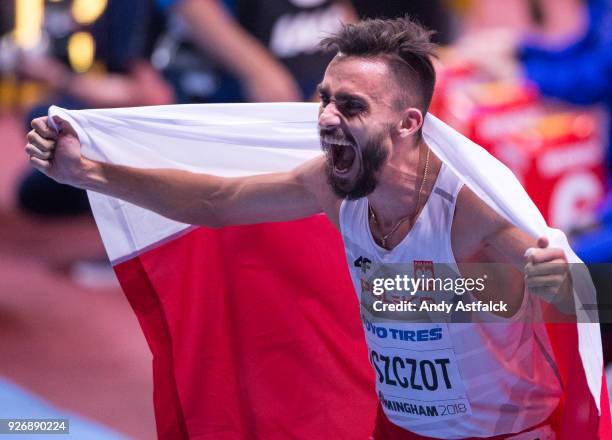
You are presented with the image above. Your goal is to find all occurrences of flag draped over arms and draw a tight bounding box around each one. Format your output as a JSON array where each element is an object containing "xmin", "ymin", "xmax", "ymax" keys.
[{"xmin": 48, "ymin": 103, "xmax": 610, "ymax": 439}]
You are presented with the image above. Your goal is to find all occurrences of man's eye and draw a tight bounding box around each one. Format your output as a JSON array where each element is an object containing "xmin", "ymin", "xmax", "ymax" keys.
[
  {"xmin": 319, "ymin": 94, "xmax": 330, "ymax": 105},
  {"xmin": 342, "ymin": 101, "xmax": 365, "ymax": 114}
]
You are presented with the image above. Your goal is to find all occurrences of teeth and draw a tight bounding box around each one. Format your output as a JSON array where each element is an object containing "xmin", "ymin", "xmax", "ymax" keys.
[{"xmin": 323, "ymin": 139, "xmax": 352, "ymax": 146}]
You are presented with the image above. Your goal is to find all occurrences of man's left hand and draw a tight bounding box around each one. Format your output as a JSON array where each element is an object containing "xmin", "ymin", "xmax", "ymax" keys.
[{"xmin": 524, "ymin": 236, "xmax": 573, "ymax": 312}]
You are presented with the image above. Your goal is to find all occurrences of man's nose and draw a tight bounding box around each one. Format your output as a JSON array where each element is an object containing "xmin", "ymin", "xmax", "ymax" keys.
[{"xmin": 318, "ymin": 103, "xmax": 341, "ymax": 129}]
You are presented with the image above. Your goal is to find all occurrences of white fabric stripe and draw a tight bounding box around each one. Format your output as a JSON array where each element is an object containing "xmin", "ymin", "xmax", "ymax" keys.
[
  {"xmin": 47, "ymin": 103, "xmax": 602, "ymax": 414},
  {"xmin": 48, "ymin": 104, "xmax": 322, "ymax": 263}
]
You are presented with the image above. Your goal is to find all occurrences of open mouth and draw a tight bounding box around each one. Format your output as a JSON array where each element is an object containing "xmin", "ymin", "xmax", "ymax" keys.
[{"xmin": 326, "ymin": 141, "xmax": 357, "ymax": 174}]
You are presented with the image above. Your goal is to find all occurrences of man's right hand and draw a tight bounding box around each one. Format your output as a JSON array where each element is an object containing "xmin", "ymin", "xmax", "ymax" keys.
[{"xmin": 26, "ymin": 116, "xmax": 89, "ymax": 188}]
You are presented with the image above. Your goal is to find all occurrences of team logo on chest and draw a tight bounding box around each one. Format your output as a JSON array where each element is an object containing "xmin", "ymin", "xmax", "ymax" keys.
[{"xmin": 354, "ymin": 256, "xmax": 372, "ymax": 273}]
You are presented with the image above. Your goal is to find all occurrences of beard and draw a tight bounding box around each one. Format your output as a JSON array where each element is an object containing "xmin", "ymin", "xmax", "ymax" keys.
[{"xmin": 321, "ymin": 130, "xmax": 388, "ymax": 200}]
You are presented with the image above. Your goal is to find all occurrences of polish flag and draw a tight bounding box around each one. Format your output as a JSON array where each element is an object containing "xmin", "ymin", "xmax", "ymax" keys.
[{"xmin": 48, "ymin": 103, "xmax": 610, "ymax": 439}]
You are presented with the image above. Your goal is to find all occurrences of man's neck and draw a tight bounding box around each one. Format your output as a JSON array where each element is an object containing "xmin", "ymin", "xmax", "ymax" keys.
[{"xmin": 367, "ymin": 139, "xmax": 439, "ymax": 229}]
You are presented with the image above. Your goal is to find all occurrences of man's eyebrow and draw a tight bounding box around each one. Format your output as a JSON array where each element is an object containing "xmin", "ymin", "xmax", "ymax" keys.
[
  {"xmin": 335, "ymin": 92, "xmax": 367, "ymax": 103},
  {"xmin": 316, "ymin": 85, "xmax": 370, "ymax": 105}
]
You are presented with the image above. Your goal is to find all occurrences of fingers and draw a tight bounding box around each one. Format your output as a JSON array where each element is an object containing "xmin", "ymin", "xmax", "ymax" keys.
[
  {"xmin": 26, "ymin": 130, "xmax": 55, "ymax": 157},
  {"xmin": 524, "ymin": 260, "xmax": 568, "ymax": 278},
  {"xmin": 525, "ymin": 264, "xmax": 570, "ymax": 299},
  {"xmin": 523, "ymin": 237, "xmax": 572, "ymax": 306},
  {"xmin": 525, "ymin": 236, "xmax": 565, "ymax": 265},
  {"xmin": 524, "ymin": 236, "xmax": 552, "ymax": 257},
  {"xmin": 28, "ymin": 117, "xmax": 57, "ymax": 163},
  {"xmin": 25, "ymin": 142, "xmax": 53, "ymax": 160},
  {"xmin": 525, "ymin": 275, "xmax": 572, "ymax": 307},
  {"xmin": 31, "ymin": 116, "xmax": 57, "ymax": 139},
  {"xmin": 528, "ymin": 247, "xmax": 566, "ymax": 264},
  {"xmin": 52, "ymin": 116, "xmax": 78, "ymax": 137},
  {"xmin": 31, "ymin": 115, "xmax": 78, "ymax": 139},
  {"xmin": 525, "ymin": 273, "xmax": 568, "ymax": 289},
  {"xmin": 29, "ymin": 156, "xmax": 51, "ymax": 172},
  {"xmin": 25, "ymin": 128, "xmax": 56, "ymax": 172},
  {"xmin": 537, "ymin": 236, "xmax": 549, "ymax": 249}
]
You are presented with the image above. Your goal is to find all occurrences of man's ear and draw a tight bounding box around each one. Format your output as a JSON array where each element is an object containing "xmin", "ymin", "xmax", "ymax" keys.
[{"xmin": 396, "ymin": 108, "xmax": 424, "ymax": 138}]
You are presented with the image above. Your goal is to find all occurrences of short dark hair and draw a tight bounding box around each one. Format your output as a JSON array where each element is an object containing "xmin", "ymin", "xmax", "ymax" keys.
[{"xmin": 321, "ymin": 17, "xmax": 437, "ymax": 114}]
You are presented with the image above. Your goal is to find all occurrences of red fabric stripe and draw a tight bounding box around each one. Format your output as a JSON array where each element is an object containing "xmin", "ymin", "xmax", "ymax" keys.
[
  {"xmin": 114, "ymin": 217, "xmax": 377, "ymax": 439},
  {"xmin": 114, "ymin": 254, "xmax": 189, "ymax": 439},
  {"xmin": 545, "ymin": 323, "xmax": 612, "ymax": 439},
  {"xmin": 599, "ymin": 375, "xmax": 612, "ymax": 439}
]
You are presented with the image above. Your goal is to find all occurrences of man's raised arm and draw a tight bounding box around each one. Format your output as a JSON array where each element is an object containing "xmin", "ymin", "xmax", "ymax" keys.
[
  {"xmin": 25, "ymin": 116, "xmax": 341, "ymax": 228},
  {"xmin": 452, "ymin": 186, "xmax": 573, "ymax": 315}
]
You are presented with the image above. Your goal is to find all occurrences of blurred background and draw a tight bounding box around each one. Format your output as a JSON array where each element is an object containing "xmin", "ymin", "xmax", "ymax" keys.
[{"xmin": 0, "ymin": 0, "xmax": 610, "ymax": 438}]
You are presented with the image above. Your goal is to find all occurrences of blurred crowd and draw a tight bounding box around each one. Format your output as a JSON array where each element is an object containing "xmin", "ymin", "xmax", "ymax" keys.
[{"xmin": 1, "ymin": 0, "xmax": 611, "ymax": 372}]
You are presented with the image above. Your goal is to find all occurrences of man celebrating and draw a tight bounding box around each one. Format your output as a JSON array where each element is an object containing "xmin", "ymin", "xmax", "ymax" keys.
[{"xmin": 26, "ymin": 17, "xmax": 585, "ymax": 439}]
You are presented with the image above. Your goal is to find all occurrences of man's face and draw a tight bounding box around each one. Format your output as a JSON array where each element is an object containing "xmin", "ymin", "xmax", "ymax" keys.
[{"xmin": 317, "ymin": 56, "xmax": 401, "ymax": 200}]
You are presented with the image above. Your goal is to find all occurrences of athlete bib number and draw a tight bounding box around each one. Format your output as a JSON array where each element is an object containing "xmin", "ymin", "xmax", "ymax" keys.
[{"xmin": 363, "ymin": 316, "xmax": 472, "ymax": 421}]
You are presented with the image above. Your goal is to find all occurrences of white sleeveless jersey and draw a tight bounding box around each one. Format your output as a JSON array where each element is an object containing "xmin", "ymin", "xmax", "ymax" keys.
[{"xmin": 339, "ymin": 163, "xmax": 562, "ymax": 439}]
